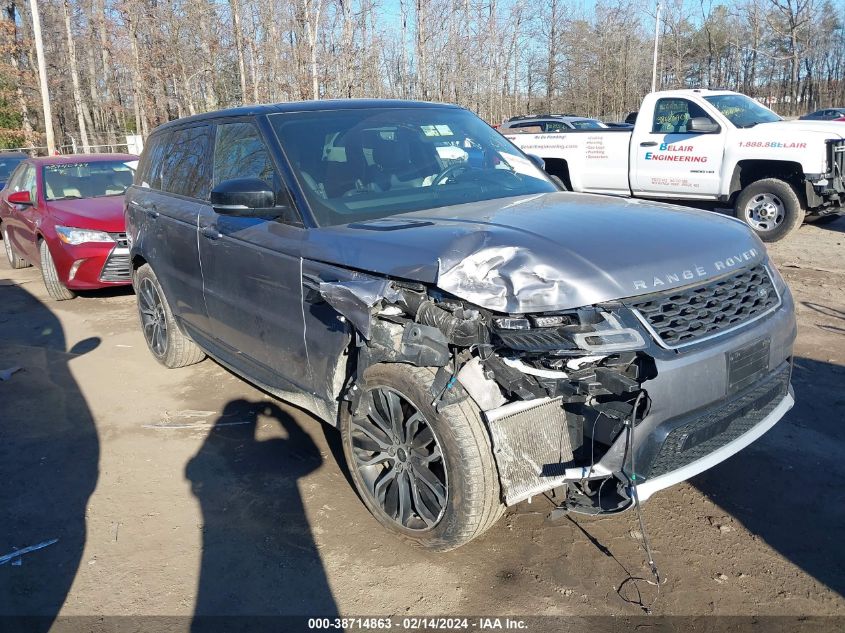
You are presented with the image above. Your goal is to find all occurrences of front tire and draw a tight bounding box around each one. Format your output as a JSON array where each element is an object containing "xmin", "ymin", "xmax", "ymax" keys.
[
  {"xmin": 40, "ymin": 240, "xmax": 76, "ymax": 300},
  {"xmin": 734, "ymin": 178, "xmax": 804, "ymax": 242},
  {"xmin": 3, "ymin": 226, "xmax": 30, "ymax": 269},
  {"xmin": 135, "ymin": 263, "xmax": 205, "ymax": 368},
  {"xmin": 341, "ymin": 363, "xmax": 504, "ymax": 551}
]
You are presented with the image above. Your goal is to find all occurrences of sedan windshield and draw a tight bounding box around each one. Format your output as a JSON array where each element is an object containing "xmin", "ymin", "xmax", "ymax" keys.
[
  {"xmin": 703, "ymin": 94, "xmax": 782, "ymax": 128},
  {"xmin": 269, "ymin": 108, "xmax": 557, "ymax": 226},
  {"xmin": 44, "ymin": 160, "xmax": 137, "ymax": 201}
]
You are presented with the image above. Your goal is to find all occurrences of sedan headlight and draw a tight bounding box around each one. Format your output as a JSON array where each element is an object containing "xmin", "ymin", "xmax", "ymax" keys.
[{"xmin": 55, "ymin": 226, "xmax": 115, "ymax": 245}]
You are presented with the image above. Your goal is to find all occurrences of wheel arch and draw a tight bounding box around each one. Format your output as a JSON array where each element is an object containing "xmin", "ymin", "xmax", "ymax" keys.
[
  {"xmin": 543, "ymin": 157, "xmax": 573, "ymax": 191},
  {"xmin": 728, "ymin": 160, "xmax": 805, "ymax": 205}
]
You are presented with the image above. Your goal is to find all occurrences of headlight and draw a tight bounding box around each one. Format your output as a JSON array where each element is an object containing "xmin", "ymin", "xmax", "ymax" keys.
[
  {"xmin": 494, "ymin": 308, "xmax": 647, "ymax": 352},
  {"xmin": 766, "ymin": 259, "xmax": 788, "ymax": 295},
  {"xmin": 55, "ymin": 226, "xmax": 115, "ymax": 245}
]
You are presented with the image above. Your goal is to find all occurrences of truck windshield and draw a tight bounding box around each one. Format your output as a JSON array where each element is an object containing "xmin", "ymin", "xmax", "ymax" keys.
[
  {"xmin": 703, "ymin": 94, "xmax": 782, "ymax": 128},
  {"xmin": 269, "ymin": 108, "xmax": 557, "ymax": 227}
]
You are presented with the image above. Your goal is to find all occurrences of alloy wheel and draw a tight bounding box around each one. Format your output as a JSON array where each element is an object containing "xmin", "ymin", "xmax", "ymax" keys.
[
  {"xmin": 138, "ymin": 277, "xmax": 168, "ymax": 357},
  {"xmin": 350, "ymin": 387, "xmax": 448, "ymax": 531},
  {"xmin": 3, "ymin": 228, "xmax": 13, "ymax": 265}
]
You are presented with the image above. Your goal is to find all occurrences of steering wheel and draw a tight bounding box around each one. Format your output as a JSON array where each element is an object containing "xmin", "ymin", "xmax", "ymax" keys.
[{"xmin": 431, "ymin": 163, "xmax": 470, "ymax": 186}]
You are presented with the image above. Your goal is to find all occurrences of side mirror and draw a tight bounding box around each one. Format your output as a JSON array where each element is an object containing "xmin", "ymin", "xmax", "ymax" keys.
[
  {"xmin": 210, "ymin": 178, "xmax": 275, "ymax": 216},
  {"xmin": 527, "ymin": 154, "xmax": 546, "ymax": 171},
  {"xmin": 687, "ymin": 117, "xmax": 720, "ymax": 134},
  {"xmin": 8, "ymin": 190, "xmax": 32, "ymax": 205}
]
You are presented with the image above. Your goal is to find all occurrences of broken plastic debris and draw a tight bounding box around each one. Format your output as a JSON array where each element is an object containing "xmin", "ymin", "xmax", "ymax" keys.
[
  {"xmin": 319, "ymin": 279, "xmax": 401, "ymax": 340},
  {"xmin": 0, "ymin": 366, "xmax": 22, "ymax": 381},
  {"xmin": 0, "ymin": 538, "xmax": 59, "ymax": 566}
]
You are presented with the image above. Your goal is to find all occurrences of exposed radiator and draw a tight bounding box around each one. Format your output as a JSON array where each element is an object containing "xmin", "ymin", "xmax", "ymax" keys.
[{"xmin": 485, "ymin": 397, "xmax": 582, "ymax": 505}]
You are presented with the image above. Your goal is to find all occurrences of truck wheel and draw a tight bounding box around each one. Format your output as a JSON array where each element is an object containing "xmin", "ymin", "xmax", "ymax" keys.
[
  {"xmin": 2, "ymin": 226, "xmax": 30, "ymax": 269},
  {"xmin": 341, "ymin": 363, "xmax": 504, "ymax": 551},
  {"xmin": 734, "ymin": 178, "xmax": 804, "ymax": 242},
  {"xmin": 135, "ymin": 263, "xmax": 205, "ymax": 368},
  {"xmin": 40, "ymin": 240, "xmax": 76, "ymax": 300}
]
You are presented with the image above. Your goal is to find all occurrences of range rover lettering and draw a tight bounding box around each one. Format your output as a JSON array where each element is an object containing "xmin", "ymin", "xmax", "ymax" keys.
[{"xmin": 126, "ymin": 101, "xmax": 796, "ymax": 551}]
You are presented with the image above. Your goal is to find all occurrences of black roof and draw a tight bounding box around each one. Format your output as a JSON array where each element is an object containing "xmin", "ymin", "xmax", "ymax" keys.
[{"xmin": 154, "ymin": 99, "xmax": 462, "ymax": 133}]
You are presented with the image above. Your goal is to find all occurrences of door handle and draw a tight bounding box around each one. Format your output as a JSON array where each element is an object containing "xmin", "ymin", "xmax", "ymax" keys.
[
  {"xmin": 640, "ymin": 141, "xmax": 658, "ymax": 147},
  {"xmin": 145, "ymin": 208, "xmax": 159, "ymax": 219},
  {"xmin": 200, "ymin": 225, "xmax": 221, "ymax": 240}
]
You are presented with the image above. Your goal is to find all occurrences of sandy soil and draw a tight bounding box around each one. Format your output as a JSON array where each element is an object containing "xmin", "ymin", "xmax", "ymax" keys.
[{"xmin": 1, "ymin": 217, "xmax": 843, "ymax": 624}]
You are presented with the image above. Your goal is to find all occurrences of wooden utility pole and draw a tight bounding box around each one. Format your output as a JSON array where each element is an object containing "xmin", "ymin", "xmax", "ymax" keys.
[
  {"xmin": 651, "ymin": 2, "xmax": 661, "ymax": 93},
  {"xmin": 29, "ymin": 0, "xmax": 55, "ymax": 154}
]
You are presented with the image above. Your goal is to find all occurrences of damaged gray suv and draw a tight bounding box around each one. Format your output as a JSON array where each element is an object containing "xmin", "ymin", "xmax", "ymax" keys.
[{"xmin": 126, "ymin": 100, "xmax": 796, "ymax": 550}]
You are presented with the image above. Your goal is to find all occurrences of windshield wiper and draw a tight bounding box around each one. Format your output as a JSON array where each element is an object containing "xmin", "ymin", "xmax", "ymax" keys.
[{"xmin": 51, "ymin": 195, "xmax": 82, "ymax": 200}]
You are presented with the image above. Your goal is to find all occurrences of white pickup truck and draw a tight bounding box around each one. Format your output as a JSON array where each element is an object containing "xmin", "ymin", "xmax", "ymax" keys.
[{"xmin": 505, "ymin": 89, "xmax": 845, "ymax": 241}]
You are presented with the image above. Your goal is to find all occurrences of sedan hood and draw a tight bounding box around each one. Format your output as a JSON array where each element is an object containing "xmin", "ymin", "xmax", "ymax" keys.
[
  {"xmin": 305, "ymin": 192, "xmax": 765, "ymax": 313},
  {"xmin": 47, "ymin": 196, "xmax": 126, "ymax": 233}
]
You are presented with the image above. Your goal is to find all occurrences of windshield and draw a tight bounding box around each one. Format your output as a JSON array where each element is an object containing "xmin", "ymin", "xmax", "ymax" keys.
[
  {"xmin": 44, "ymin": 160, "xmax": 137, "ymax": 201},
  {"xmin": 703, "ymin": 94, "xmax": 781, "ymax": 128},
  {"xmin": 0, "ymin": 155, "xmax": 25, "ymax": 181},
  {"xmin": 269, "ymin": 108, "xmax": 557, "ymax": 226}
]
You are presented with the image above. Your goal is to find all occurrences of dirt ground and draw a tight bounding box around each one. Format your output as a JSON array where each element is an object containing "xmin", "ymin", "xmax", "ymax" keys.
[{"xmin": 1, "ymin": 216, "xmax": 844, "ymax": 626}]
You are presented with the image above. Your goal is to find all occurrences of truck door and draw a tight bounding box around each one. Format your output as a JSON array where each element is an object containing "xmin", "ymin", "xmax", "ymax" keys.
[{"xmin": 631, "ymin": 97, "xmax": 724, "ymax": 198}]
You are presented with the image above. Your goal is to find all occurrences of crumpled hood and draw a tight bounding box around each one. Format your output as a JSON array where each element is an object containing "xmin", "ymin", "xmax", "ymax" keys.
[
  {"xmin": 46, "ymin": 196, "xmax": 126, "ymax": 233},
  {"xmin": 305, "ymin": 192, "xmax": 765, "ymax": 313}
]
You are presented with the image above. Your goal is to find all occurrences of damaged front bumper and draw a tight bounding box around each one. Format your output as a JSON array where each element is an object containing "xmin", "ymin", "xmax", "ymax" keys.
[{"xmin": 320, "ymin": 259, "xmax": 797, "ymax": 514}]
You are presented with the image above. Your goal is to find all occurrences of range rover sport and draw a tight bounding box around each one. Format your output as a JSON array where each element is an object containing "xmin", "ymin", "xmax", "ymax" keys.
[{"xmin": 126, "ymin": 100, "xmax": 796, "ymax": 550}]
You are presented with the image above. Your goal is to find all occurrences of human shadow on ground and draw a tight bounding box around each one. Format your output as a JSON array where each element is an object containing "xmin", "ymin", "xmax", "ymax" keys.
[
  {"xmin": 186, "ymin": 399, "xmax": 338, "ymax": 629},
  {"xmin": 0, "ymin": 279, "xmax": 100, "ymax": 631}
]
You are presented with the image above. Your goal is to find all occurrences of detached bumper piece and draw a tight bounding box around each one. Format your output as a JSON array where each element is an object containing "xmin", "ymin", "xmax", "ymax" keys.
[{"xmin": 99, "ymin": 233, "xmax": 131, "ymax": 282}]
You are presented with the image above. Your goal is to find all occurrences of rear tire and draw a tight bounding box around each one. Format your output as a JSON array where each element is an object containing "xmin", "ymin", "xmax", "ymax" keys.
[
  {"xmin": 2, "ymin": 226, "xmax": 30, "ymax": 269},
  {"xmin": 734, "ymin": 178, "xmax": 804, "ymax": 242},
  {"xmin": 341, "ymin": 363, "xmax": 504, "ymax": 551},
  {"xmin": 39, "ymin": 240, "xmax": 76, "ymax": 300},
  {"xmin": 134, "ymin": 263, "xmax": 205, "ymax": 368}
]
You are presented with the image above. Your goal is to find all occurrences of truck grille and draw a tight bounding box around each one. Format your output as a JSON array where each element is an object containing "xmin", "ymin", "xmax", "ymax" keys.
[
  {"xmin": 628, "ymin": 264, "xmax": 779, "ymax": 347},
  {"xmin": 645, "ymin": 363, "xmax": 790, "ymax": 479},
  {"xmin": 99, "ymin": 233, "xmax": 131, "ymax": 282},
  {"xmin": 826, "ymin": 139, "xmax": 845, "ymax": 193}
]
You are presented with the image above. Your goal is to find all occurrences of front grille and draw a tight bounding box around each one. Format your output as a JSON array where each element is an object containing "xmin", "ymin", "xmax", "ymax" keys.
[
  {"xmin": 826, "ymin": 139, "xmax": 845, "ymax": 193},
  {"xmin": 628, "ymin": 264, "xmax": 779, "ymax": 347},
  {"xmin": 645, "ymin": 363, "xmax": 790, "ymax": 478},
  {"xmin": 99, "ymin": 232, "xmax": 131, "ymax": 282}
]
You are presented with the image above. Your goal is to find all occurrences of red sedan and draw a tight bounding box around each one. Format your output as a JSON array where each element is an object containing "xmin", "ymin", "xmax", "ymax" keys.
[{"xmin": 0, "ymin": 153, "xmax": 138, "ymax": 300}]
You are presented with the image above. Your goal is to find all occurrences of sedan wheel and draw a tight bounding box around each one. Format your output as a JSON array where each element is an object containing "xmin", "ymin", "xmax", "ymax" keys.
[{"xmin": 2, "ymin": 226, "xmax": 30, "ymax": 270}]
